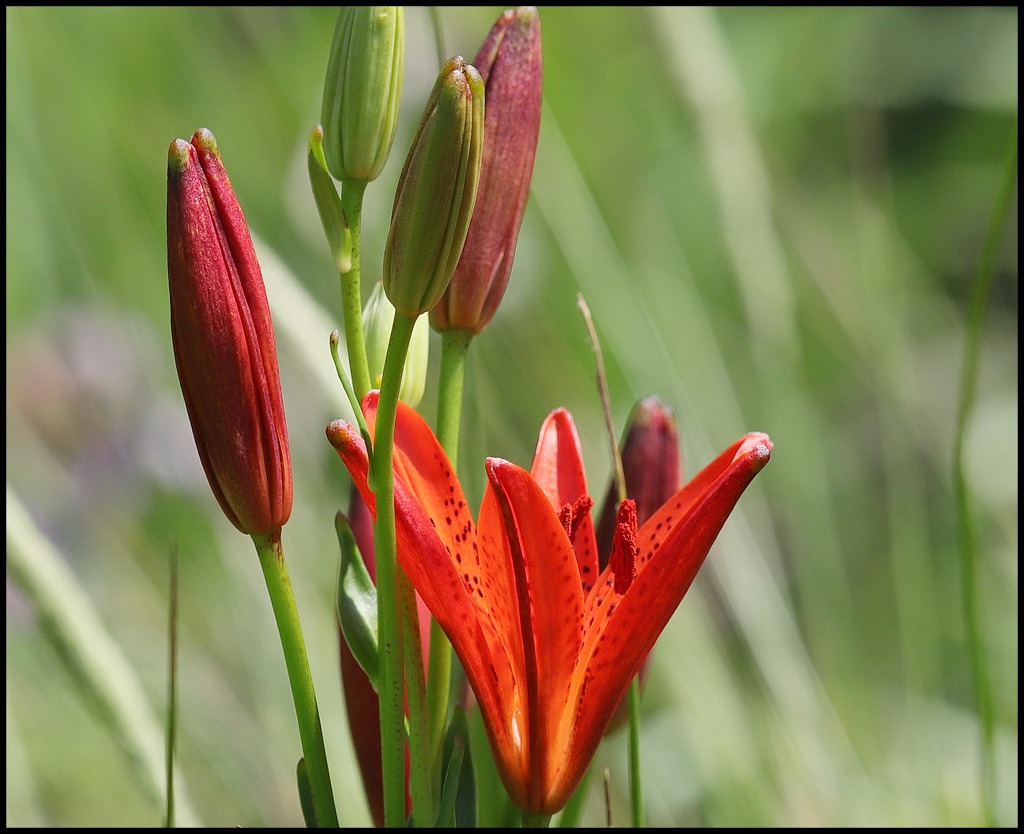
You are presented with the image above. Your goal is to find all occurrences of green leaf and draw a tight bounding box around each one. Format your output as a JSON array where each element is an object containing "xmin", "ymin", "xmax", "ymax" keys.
[
  {"xmin": 334, "ymin": 511, "xmax": 380, "ymax": 689},
  {"xmin": 307, "ymin": 124, "xmax": 352, "ymax": 274},
  {"xmin": 435, "ymin": 706, "xmax": 475, "ymax": 828},
  {"xmin": 296, "ymin": 757, "xmax": 316, "ymax": 828}
]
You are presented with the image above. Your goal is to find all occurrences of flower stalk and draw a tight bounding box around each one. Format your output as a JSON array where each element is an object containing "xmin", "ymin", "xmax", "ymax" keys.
[
  {"xmin": 427, "ymin": 10, "xmax": 543, "ymax": 780},
  {"xmin": 368, "ymin": 312, "xmax": 430, "ymax": 826},
  {"xmin": 254, "ymin": 534, "xmax": 339, "ymax": 828},
  {"xmin": 168, "ymin": 127, "xmax": 336, "ymax": 827}
]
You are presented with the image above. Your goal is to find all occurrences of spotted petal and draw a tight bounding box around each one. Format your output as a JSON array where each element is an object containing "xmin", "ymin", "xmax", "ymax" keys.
[{"xmin": 549, "ymin": 433, "xmax": 772, "ymax": 807}]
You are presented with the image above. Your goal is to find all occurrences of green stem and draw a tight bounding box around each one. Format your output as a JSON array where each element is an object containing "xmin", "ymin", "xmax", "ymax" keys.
[
  {"xmin": 399, "ymin": 567, "xmax": 435, "ymax": 824},
  {"xmin": 371, "ymin": 312, "xmax": 420, "ymax": 826},
  {"xmin": 253, "ymin": 533, "xmax": 338, "ymax": 828},
  {"xmin": 953, "ymin": 126, "xmax": 1016, "ymax": 828},
  {"xmin": 340, "ymin": 177, "xmax": 373, "ymax": 400},
  {"xmin": 522, "ymin": 810, "xmax": 552, "ymax": 828},
  {"xmin": 425, "ymin": 328, "xmax": 473, "ymax": 777},
  {"xmin": 435, "ymin": 328, "xmax": 472, "ymax": 469},
  {"xmin": 627, "ymin": 679, "xmax": 645, "ymax": 827}
]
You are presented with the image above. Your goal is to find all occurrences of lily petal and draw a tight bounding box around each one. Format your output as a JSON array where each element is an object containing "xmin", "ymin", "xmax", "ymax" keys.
[
  {"xmin": 483, "ymin": 457, "xmax": 585, "ymax": 812},
  {"xmin": 326, "ymin": 402, "xmax": 521, "ymax": 786},
  {"xmin": 530, "ymin": 409, "xmax": 600, "ymax": 592},
  {"xmin": 361, "ymin": 392, "xmax": 478, "ymax": 573},
  {"xmin": 550, "ymin": 433, "xmax": 772, "ymax": 807}
]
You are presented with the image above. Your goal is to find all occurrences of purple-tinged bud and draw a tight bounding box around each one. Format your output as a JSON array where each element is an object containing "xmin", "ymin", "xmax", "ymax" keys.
[
  {"xmin": 596, "ymin": 395, "xmax": 679, "ymax": 733},
  {"xmin": 596, "ymin": 396, "xmax": 681, "ymax": 565},
  {"xmin": 431, "ymin": 7, "xmax": 542, "ymax": 335},
  {"xmin": 382, "ymin": 56, "xmax": 485, "ymax": 318},
  {"xmin": 167, "ymin": 129, "xmax": 292, "ymax": 538}
]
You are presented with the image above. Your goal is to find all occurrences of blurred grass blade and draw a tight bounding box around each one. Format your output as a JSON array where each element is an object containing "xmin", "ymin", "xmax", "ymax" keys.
[
  {"xmin": 6, "ymin": 483, "xmax": 201, "ymax": 827},
  {"xmin": 164, "ymin": 544, "xmax": 179, "ymax": 828},
  {"xmin": 6, "ymin": 693, "xmax": 45, "ymax": 826},
  {"xmin": 250, "ymin": 231, "xmax": 355, "ymax": 424},
  {"xmin": 953, "ymin": 125, "xmax": 1017, "ymax": 827}
]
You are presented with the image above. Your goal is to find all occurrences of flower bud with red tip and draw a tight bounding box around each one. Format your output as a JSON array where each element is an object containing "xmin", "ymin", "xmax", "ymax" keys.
[
  {"xmin": 383, "ymin": 56, "xmax": 485, "ymax": 318},
  {"xmin": 167, "ymin": 128, "xmax": 292, "ymax": 538},
  {"xmin": 431, "ymin": 6, "xmax": 542, "ymax": 335}
]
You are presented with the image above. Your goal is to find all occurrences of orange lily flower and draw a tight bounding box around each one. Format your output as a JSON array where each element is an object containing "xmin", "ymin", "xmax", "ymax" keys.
[{"xmin": 327, "ymin": 393, "xmax": 771, "ymax": 815}]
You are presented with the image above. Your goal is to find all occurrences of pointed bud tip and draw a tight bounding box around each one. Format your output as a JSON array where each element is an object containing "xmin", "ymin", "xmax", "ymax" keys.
[
  {"xmin": 632, "ymin": 395, "xmax": 677, "ymax": 431},
  {"xmin": 167, "ymin": 138, "xmax": 194, "ymax": 174},
  {"xmin": 506, "ymin": 6, "xmax": 539, "ymax": 31},
  {"xmin": 190, "ymin": 127, "xmax": 220, "ymax": 159}
]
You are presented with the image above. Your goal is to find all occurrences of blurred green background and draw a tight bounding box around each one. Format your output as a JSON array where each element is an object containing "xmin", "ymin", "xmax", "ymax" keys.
[{"xmin": 6, "ymin": 5, "xmax": 1017, "ymax": 827}]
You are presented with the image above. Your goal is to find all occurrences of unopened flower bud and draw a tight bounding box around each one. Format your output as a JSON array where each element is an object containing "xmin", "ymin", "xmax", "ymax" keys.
[
  {"xmin": 321, "ymin": 6, "xmax": 404, "ymax": 183},
  {"xmin": 383, "ymin": 56, "xmax": 485, "ymax": 318},
  {"xmin": 431, "ymin": 6, "xmax": 542, "ymax": 335},
  {"xmin": 362, "ymin": 280, "xmax": 430, "ymax": 408},
  {"xmin": 595, "ymin": 395, "xmax": 679, "ymax": 733},
  {"xmin": 167, "ymin": 128, "xmax": 292, "ymax": 537},
  {"xmin": 596, "ymin": 396, "xmax": 680, "ymax": 562}
]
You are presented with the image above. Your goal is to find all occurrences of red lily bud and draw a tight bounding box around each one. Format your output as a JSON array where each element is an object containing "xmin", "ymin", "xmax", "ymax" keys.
[
  {"xmin": 596, "ymin": 395, "xmax": 680, "ymax": 566},
  {"xmin": 167, "ymin": 129, "xmax": 292, "ymax": 538},
  {"xmin": 430, "ymin": 6, "xmax": 543, "ymax": 334},
  {"xmin": 595, "ymin": 395, "xmax": 679, "ymax": 733}
]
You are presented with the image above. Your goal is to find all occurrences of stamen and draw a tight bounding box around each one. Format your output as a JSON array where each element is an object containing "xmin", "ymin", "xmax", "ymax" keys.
[
  {"xmin": 609, "ymin": 498, "xmax": 638, "ymax": 594},
  {"xmin": 558, "ymin": 494, "xmax": 593, "ymax": 540}
]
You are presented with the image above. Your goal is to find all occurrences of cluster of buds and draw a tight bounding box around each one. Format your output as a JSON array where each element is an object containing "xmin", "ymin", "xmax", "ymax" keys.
[
  {"xmin": 432, "ymin": 6, "xmax": 543, "ymax": 335},
  {"xmin": 165, "ymin": 6, "xmax": 770, "ymax": 829}
]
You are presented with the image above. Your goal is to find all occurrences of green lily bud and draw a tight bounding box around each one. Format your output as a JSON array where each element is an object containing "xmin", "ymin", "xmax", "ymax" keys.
[
  {"xmin": 321, "ymin": 6, "xmax": 404, "ymax": 183},
  {"xmin": 166, "ymin": 129, "xmax": 292, "ymax": 538},
  {"xmin": 431, "ymin": 6, "xmax": 543, "ymax": 335},
  {"xmin": 362, "ymin": 280, "xmax": 429, "ymax": 408},
  {"xmin": 383, "ymin": 56, "xmax": 485, "ymax": 318}
]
